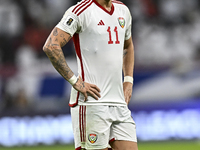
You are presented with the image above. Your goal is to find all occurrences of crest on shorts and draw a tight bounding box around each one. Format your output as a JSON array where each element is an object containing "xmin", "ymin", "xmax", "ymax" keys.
[
  {"xmin": 118, "ymin": 17, "xmax": 125, "ymax": 28},
  {"xmin": 88, "ymin": 134, "xmax": 98, "ymax": 144}
]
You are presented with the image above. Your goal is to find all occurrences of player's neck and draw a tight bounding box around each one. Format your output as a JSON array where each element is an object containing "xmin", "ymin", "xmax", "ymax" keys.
[{"xmin": 95, "ymin": 0, "xmax": 112, "ymax": 12}]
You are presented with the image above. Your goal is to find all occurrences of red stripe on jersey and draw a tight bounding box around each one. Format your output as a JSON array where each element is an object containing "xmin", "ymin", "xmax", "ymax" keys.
[
  {"xmin": 109, "ymin": 138, "xmax": 115, "ymax": 144},
  {"xmin": 79, "ymin": 106, "xmax": 83, "ymax": 142},
  {"xmin": 75, "ymin": 146, "xmax": 82, "ymax": 150},
  {"xmin": 72, "ymin": 0, "xmax": 88, "ymax": 13},
  {"xmin": 73, "ymin": 34, "xmax": 85, "ymax": 81},
  {"xmin": 74, "ymin": 0, "xmax": 91, "ymax": 15},
  {"xmin": 82, "ymin": 106, "xmax": 86, "ymax": 142},
  {"xmin": 77, "ymin": 0, "xmax": 93, "ymax": 16},
  {"xmin": 79, "ymin": 106, "xmax": 86, "ymax": 143},
  {"xmin": 82, "ymin": 106, "xmax": 84, "ymax": 142},
  {"xmin": 93, "ymin": 0, "xmax": 114, "ymax": 15},
  {"xmin": 69, "ymin": 34, "xmax": 85, "ymax": 107},
  {"xmin": 68, "ymin": 92, "xmax": 79, "ymax": 107},
  {"xmin": 83, "ymin": 106, "xmax": 86, "ymax": 142}
]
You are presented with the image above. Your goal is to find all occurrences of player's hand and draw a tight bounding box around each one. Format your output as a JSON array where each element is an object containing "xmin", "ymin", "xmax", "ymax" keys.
[
  {"xmin": 73, "ymin": 76, "xmax": 101, "ymax": 101},
  {"xmin": 123, "ymin": 82, "xmax": 133, "ymax": 104}
]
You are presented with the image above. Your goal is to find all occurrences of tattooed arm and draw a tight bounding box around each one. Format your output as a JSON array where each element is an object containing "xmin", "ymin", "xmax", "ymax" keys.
[
  {"xmin": 43, "ymin": 27, "xmax": 101, "ymax": 101},
  {"xmin": 43, "ymin": 27, "xmax": 73, "ymax": 79},
  {"xmin": 123, "ymin": 37, "xmax": 134, "ymax": 104}
]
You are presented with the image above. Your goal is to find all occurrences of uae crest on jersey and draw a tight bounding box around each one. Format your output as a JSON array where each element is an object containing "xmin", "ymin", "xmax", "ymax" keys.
[
  {"xmin": 118, "ymin": 17, "xmax": 125, "ymax": 28},
  {"xmin": 88, "ymin": 134, "xmax": 98, "ymax": 144}
]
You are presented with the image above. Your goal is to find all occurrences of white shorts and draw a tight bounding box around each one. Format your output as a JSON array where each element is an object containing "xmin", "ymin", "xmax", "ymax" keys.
[{"xmin": 71, "ymin": 105, "xmax": 137, "ymax": 150}]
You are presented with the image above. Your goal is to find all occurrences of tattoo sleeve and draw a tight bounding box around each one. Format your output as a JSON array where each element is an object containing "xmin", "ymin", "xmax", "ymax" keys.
[
  {"xmin": 45, "ymin": 47, "xmax": 74, "ymax": 80},
  {"xmin": 53, "ymin": 28, "xmax": 58, "ymax": 36},
  {"xmin": 43, "ymin": 28, "xmax": 73, "ymax": 81},
  {"xmin": 123, "ymin": 49, "xmax": 128, "ymax": 58}
]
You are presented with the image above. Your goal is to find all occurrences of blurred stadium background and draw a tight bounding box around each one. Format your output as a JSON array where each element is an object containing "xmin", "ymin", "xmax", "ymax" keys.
[{"xmin": 0, "ymin": 0, "xmax": 200, "ymax": 149}]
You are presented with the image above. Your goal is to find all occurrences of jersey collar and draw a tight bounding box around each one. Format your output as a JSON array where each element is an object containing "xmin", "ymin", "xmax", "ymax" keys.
[{"xmin": 93, "ymin": 0, "xmax": 114, "ymax": 15}]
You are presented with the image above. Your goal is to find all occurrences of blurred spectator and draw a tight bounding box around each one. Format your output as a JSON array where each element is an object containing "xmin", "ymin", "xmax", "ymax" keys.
[
  {"xmin": 23, "ymin": 25, "xmax": 49, "ymax": 54},
  {"xmin": 0, "ymin": 0, "xmax": 23, "ymax": 64},
  {"xmin": 0, "ymin": 0, "xmax": 23, "ymax": 37},
  {"xmin": 140, "ymin": 0, "xmax": 159, "ymax": 17},
  {"xmin": 15, "ymin": 89, "xmax": 29, "ymax": 112}
]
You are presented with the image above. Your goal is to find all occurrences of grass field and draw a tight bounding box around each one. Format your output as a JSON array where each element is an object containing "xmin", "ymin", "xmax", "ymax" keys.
[{"xmin": 0, "ymin": 141, "xmax": 199, "ymax": 150}]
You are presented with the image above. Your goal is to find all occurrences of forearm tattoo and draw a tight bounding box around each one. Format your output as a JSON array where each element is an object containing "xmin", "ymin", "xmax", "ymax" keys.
[
  {"xmin": 59, "ymin": 32, "xmax": 71, "ymax": 47},
  {"xmin": 80, "ymin": 82, "xmax": 85, "ymax": 90},
  {"xmin": 44, "ymin": 28, "xmax": 73, "ymax": 80},
  {"xmin": 53, "ymin": 28, "xmax": 58, "ymax": 36},
  {"xmin": 61, "ymin": 38, "xmax": 68, "ymax": 47},
  {"xmin": 123, "ymin": 49, "xmax": 128, "ymax": 58}
]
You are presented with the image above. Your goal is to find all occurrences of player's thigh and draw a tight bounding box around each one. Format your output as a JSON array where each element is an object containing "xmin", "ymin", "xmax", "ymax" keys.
[
  {"xmin": 72, "ymin": 105, "xmax": 112, "ymax": 149},
  {"xmin": 85, "ymin": 105, "xmax": 112, "ymax": 149},
  {"xmin": 109, "ymin": 106, "xmax": 137, "ymax": 150},
  {"xmin": 71, "ymin": 105, "xmax": 83, "ymax": 149},
  {"xmin": 110, "ymin": 140, "xmax": 138, "ymax": 150},
  {"xmin": 109, "ymin": 107, "xmax": 137, "ymax": 141}
]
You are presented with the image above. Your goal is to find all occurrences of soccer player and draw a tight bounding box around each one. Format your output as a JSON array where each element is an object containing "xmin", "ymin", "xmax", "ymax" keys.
[{"xmin": 43, "ymin": 0, "xmax": 137, "ymax": 150}]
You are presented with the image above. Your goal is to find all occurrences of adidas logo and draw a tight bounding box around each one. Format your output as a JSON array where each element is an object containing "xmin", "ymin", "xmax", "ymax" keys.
[{"xmin": 98, "ymin": 20, "xmax": 105, "ymax": 25}]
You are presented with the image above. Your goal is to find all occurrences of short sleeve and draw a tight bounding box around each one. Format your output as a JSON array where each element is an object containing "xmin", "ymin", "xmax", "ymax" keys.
[
  {"xmin": 56, "ymin": 7, "xmax": 80, "ymax": 37},
  {"xmin": 125, "ymin": 9, "xmax": 132, "ymax": 40}
]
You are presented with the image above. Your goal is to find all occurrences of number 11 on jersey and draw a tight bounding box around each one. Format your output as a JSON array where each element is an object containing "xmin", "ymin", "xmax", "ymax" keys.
[{"xmin": 107, "ymin": 26, "xmax": 120, "ymax": 44}]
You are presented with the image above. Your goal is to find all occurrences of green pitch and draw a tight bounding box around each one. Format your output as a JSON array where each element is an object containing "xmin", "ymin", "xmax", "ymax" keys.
[{"xmin": 0, "ymin": 141, "xmax": 199, "ymax": 150}]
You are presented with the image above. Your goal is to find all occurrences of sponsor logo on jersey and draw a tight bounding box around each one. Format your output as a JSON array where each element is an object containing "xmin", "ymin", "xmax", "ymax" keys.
[
  {"xmin": 98, "ymin": 20, "xmax": 105, "ymax": 26},
  {"xmin": 88, "ymin": 134, "xmax": 97, "ymax": 144},
  {"xmin": 118, "ymin": 17, "xmax": 125, "ymax": 28},
  {"xmin": 65, "ymin": 16, "xmax": 74, "ymax": 27}
]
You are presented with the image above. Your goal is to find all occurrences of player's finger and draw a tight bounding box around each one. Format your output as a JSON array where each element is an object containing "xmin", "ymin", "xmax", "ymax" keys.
[
  {"xmin": 88, "ymin": 90, "xmax": 99, "ymax": 100},
  {"xmin": 90, "ymin": 84, "xmax": 101, "ymax": 92},
  {"xmin": 83, "ymin": 93, "xmax": 88, "ymax": 102},
  {"xmin": 124, "ymin": 92, "xmax": 128, "ymax": 104},
  {"xmin": 126, "ymin": 97, "xmax": 130, "ymax": 104},
  {"xmin": 90, "ymin": 88, "xmax": 101, "ymax": 98},
  {"xmin": 125, "ymin": 96, "xmax": 128, "ymax": 104},
  {"xmin": 126, "ymin": 94, "xmax": 131, "ymax": 104}
]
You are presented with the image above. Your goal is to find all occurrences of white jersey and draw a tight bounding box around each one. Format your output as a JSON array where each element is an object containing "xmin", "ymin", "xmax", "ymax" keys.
[{"xmin": 56, "ymin": 0, "xmax": 132, "ymax": 107}]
